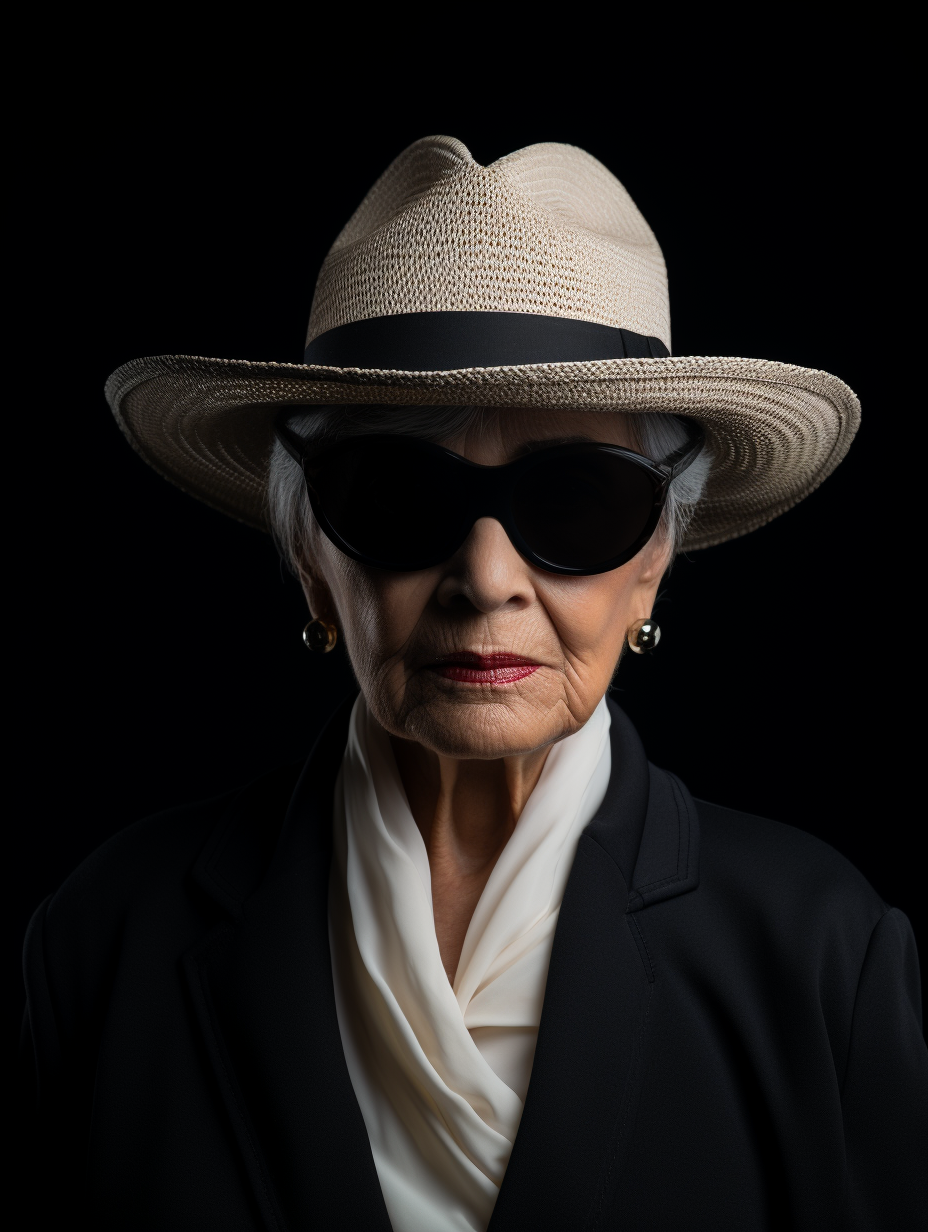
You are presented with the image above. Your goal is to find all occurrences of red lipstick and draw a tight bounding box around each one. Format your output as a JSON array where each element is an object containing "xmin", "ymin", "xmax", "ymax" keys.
[{"xmin": 429, "ymin": 652, "xmax": 541, "ymax": 685}]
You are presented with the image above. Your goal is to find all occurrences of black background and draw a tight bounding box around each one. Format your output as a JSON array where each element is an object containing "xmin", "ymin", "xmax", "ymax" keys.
[{"xmin": 9, "ymin": 36, "xmax": 919, "ymax": 1039}]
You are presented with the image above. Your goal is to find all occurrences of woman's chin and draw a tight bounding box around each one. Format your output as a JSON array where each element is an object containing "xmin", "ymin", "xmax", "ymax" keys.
[{"xmin": 385, "ymin": 681, "xmax": 578, "ymax": 760}]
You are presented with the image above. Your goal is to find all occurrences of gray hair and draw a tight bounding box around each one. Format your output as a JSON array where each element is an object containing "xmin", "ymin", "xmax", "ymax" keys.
[{"xmin": 267, "ymin": 406, "xmax": 711, "ymax": 576}]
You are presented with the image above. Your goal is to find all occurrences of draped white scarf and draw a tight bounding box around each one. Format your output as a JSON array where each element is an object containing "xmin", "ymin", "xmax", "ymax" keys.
[{"xmin": 329, "ymin": 694, "xmax": 612, "ymax": 1232}]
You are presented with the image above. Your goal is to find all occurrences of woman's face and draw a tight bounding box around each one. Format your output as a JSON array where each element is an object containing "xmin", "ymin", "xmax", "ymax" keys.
[{"xmin": 301, "ymin": 410, "xmax": 671, "ymax": 759}]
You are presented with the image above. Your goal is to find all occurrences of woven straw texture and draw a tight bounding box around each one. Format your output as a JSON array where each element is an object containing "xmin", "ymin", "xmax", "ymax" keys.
[
  {"xmin": 105, "ymin": 137, "xmax": 860, "ymax": 551},
  {"xmin": 307, "ymin": 137, "xmax": 670, "ymax": 347}
]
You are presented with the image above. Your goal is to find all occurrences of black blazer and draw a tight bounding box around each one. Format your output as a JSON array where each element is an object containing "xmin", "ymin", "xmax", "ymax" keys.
[{"xmin": 19, "ymin": 699, "xmax": 927, "ymax": 1231}]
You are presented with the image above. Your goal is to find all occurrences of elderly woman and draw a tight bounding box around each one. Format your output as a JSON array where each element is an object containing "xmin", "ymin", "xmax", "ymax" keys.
[{"xmin": 21, "ymin": 137, "xmax": 926, "ymax": 1231}]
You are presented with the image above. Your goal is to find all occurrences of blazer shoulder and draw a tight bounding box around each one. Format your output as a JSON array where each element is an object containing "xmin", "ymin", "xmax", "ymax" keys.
[
  {"xmin": 43, "ymin": 792, "xmax": 228, "ymax": 932},
  {"xmin": 24, "ymin": 761, "xmax": 305, "ymax": 1054},
  {"xmin": 692, "ymin": 796, "xmax": 887, "ymax": 931},
  {"xmin": 41, "ymin": 760, "xmax": 304, "ymax": 939}
]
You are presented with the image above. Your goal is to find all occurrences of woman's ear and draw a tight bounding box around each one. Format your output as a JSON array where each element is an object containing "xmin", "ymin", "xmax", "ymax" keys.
[
  {"xmin": 298, "ymin": 566, "xmax": 336, "ymax": 625},
  {"xmin": 295, "ymin": 537, "xmax": 338, "ymax": 626},
  {"xmin": 630, "ymin": 530, "xmax": 674, "ymax": 612}
]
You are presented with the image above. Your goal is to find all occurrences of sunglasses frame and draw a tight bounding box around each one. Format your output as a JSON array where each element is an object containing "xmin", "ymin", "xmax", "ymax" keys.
[{"xmin": 275, "ymin": 415, "xmax": 705, "ymax": 576}]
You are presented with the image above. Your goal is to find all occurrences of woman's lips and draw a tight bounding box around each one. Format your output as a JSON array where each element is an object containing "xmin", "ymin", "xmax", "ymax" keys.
[{"xmin": 428, "ymin": 652, "xmax": 541, "ymax": 685}]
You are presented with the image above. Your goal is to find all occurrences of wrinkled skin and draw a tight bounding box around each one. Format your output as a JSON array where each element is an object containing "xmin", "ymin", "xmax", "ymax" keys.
[{"xmin": 301, "ymin": 410, "xmax": 671, "ymax": 979}]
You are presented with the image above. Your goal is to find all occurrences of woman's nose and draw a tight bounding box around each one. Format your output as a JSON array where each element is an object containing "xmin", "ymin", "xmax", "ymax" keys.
[{"xmin": 435, "ymin": 518, "xmax": 535, "ymax": 614}]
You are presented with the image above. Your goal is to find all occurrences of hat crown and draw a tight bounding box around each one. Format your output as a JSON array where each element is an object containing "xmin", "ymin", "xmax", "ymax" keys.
[{"xmin": 306, "ymin": 136, "xmax": 671, "ymax": 351}]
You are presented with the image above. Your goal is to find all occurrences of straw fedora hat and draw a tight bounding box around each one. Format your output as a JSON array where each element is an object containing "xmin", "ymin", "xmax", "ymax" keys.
[{"xmin": 105, "ymin": 135, "xmax": 859, "ymax": 551}]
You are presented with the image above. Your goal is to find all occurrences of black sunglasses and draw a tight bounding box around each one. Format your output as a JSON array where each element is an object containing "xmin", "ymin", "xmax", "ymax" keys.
[{"xmin": 275, "ymin": 416, "xmax": 704, "ymax": 576}]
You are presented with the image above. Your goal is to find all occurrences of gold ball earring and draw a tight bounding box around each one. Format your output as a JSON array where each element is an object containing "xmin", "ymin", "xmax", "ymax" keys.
[
  {"xmin": 303, "ymin": 619, "xmax": 338, "ymax": 654},
  {"xmin": 627, "ymin": 616, "xmax": 661, "ymax": 654}
]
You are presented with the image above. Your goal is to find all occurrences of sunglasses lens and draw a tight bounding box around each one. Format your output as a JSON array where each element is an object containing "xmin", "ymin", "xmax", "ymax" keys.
[
  {"xmin": 311, "ymin": 439, "xmax": 466, "ymax": 568},
  {"xmin": 511, "ymin": 451, "xmax": 659, "ymax": 570},
  {"xmin": 305, "ymin": 435, "xmax": 662, "ymax": 574}
]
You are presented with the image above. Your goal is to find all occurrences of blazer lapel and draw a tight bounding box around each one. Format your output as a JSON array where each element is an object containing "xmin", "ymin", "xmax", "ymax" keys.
[
  {"xmin": 182, "ymin": 694, "xmax": 699, "ymax": 1232},
  {"xmin": 184, "ymin": 698, "xmax": 392, "ymax": 1232},
  {"xmin": 489, "ymin": 701, "xmax": 700, "ymax": 1231}
]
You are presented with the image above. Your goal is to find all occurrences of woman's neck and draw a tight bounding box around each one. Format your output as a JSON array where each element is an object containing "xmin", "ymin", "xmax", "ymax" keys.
[{"xmin": 390, "ymin": 737, "xmax": 551, "ymax": 983}]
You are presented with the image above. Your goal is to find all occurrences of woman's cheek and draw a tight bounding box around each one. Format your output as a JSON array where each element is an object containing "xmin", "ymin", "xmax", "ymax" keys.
[{"xmin": 543, "ymin": 575, "xmax": 631, "ymax": 658}]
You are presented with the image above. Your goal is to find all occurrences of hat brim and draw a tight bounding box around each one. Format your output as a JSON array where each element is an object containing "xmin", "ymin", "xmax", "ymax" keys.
[{"xmin": 105, "ymin": 353, "xmax": 859, "ymax": 552}]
